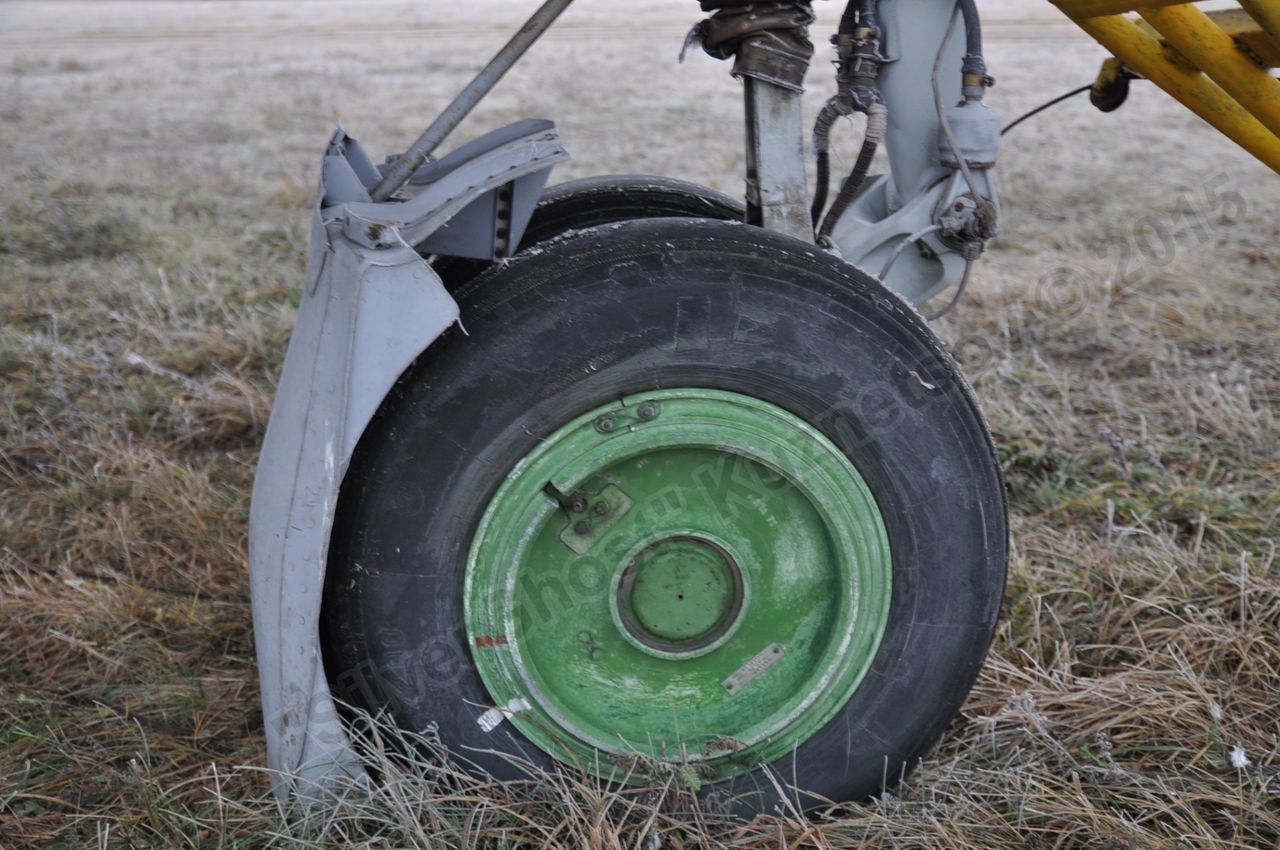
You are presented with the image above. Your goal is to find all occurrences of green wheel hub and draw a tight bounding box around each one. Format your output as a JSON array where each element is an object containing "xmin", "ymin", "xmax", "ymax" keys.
[{"xmin": 464, "ymin": 388, "xmax": 891, "ymax": 781}]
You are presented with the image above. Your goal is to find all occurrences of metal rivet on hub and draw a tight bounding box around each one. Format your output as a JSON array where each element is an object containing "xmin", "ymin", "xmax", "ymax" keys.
[
  {"xmin": 636, "ymin": 401, "xmax": 660, "ymax": 421},
  {"xmin": 594, "ymin": 414, "xmax": 616, "ymax": 434}
]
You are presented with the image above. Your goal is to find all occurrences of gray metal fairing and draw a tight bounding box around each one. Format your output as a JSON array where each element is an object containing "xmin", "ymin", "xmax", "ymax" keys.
[
  {"xmin": 249, "ymin": 123, "xmax": 568, "ymax": 798},
  {"xmin": 826, "ymin": 0, "xmax": 1001, "ymax": 306}
]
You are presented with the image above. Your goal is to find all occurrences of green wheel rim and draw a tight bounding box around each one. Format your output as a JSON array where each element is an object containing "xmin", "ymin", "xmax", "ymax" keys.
[{"xmin": 464, "ymin": 388, "xmax": 891, "ymax": 782}]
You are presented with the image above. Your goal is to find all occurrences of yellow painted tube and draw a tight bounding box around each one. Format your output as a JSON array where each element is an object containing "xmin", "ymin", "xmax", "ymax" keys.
[
  {"xmin": 1071, "ymin": 14, "xmax": 1280, "ymax": 173},
  {"xmin": 1239, "ymin": 0, "xmax": 1280, "ymax": 51},
  {"xmin": 1050, "ymin": 0, "xmax": 1184, "ymax": 19},
  {"xmin": 1135, "ymin": 10, "xmax": 1280, "ymax": 69},
  {"xmin": 1140, "ymin": 4, "xmax": 1280, "ymax": 138}
]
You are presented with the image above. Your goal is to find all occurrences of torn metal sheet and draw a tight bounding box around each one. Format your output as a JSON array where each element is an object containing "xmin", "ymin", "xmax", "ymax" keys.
[{"xmin": 249, "ymin": 123, "xmax": 567, "ymax": 799}]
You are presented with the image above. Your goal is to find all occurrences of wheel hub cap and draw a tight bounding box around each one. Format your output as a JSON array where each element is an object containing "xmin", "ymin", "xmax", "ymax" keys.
[
  {"xmin": 615, "ymin": 535, "xmax": 745, "ymax": 656},
  {"xmin": 464, "ymin": 388, "xmax": 891, "ymax": 782}
]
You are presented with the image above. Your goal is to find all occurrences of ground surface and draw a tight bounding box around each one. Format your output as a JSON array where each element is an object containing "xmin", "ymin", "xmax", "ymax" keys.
[{"xmin": 1, "ymin": 1, "xmax": 1278, "ymax": 848}]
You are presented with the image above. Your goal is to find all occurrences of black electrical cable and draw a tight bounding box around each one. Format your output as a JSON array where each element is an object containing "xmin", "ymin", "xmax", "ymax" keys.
[
  {"xmin": 818, "ymin": 124, "xmax": 880, "ymax": 240},
  {"xmin": 812, "ymin": 0, "xmax": 874, "ymax": 229},
  {"xmin": 811, "ymin": 98, "xmax": 853, "ymax": 231},
  {"xmin": 838, "ymin": 1, "xmax": 859, "ymax": 34},
  {"xmin": 956, "ymin": 0, "xmax": 985, "ymax": 79},
  {"xmin": 1001, "ymin": 83, "xmax": 1093, "ymax": 136},
  {"xmin": 812, "ymin": 149, "xmax": 831, "ymax": 225}
]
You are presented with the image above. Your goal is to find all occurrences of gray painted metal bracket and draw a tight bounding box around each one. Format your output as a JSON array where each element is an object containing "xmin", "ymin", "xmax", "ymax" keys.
[
  {"xmin": 824, "ymin": 0, "xmax": 1001, "ymax": 308},
  {"xmin": 249, "ymin": 123, "xmax": 567, "ymax": 799},
  {"xmin": 828, "ymin": 170, "xmax": 997, "ymax": 306}
]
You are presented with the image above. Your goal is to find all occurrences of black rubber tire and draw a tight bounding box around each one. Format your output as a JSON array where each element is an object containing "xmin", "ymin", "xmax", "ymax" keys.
[
  {"xmin": 431, "ymin": 174, "xmax": 744, "ymax": 290},
  {"xmin": 323, "ymin": 218, "xmax": 1007, "ymax": 814}
]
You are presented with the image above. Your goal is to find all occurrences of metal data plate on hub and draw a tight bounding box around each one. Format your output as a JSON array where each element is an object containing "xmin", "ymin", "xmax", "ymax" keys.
[{"xmin": 722, "ymin": 643, "xmax": 785, "ymax": 694}]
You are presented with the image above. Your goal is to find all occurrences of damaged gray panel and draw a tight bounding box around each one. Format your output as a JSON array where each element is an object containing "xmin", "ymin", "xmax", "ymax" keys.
[{"xmin": 249, "ymin": 123, "xmax": 566, "ymax": 799}]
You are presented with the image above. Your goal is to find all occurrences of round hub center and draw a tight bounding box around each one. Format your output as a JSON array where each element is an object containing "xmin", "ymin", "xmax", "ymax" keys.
[{"xmin": 615, "ymin": 535, "xmax": 744, "ymax": 655}]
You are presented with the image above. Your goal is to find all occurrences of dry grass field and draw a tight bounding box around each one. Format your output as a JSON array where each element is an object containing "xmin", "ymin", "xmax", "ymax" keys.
[{"xmin": 1, "ymin": 1, "xmax": 1278, "ymax": 847}]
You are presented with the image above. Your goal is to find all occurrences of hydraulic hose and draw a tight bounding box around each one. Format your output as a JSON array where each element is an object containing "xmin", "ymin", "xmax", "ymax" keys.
[
  {"xmin": 812, "ymin": 149, "xmax": 831, "ymax": 227},
  {"xmin": 817, "ymin": 101, "xmax": 886, "ymax": 240},
  {"xmin": 839, "ymin": 0, "xmax": 877, "ymax": 35},
  {"xmin": 813, "ymin": 0, "xmax": 883, "ymax": 234},
  {"xmin": 957, "ymin": 0, "xmax": 986, "ymax": 84},
  {"xmin": 811, "ymin": 96, "xmax": 855, "ymax": 225},
  {"xmin": 838, "ymin": 3, "xmax": 858, "ymax": 33}
]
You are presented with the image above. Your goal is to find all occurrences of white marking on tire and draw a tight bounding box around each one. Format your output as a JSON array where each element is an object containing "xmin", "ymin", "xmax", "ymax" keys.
[
  {"xmin": 476, "ymin": 698, "xmax": 532, "ymax": 733},
  {"xmin": 909, "ymin": 370, "xmax": 938, "ymax": 390}
]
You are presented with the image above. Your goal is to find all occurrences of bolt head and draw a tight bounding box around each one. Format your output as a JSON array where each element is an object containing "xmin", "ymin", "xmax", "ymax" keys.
[
  {"xmin": 574, "ymin": 520, "xmax": 591, "ymax": 535},
  {"xmin": 594, "ymin": 415, "xmax": 616, "ymax": 433},
  {"xmin": 636, "ymin": 401, "xmax": 660, "ymax": 421}
]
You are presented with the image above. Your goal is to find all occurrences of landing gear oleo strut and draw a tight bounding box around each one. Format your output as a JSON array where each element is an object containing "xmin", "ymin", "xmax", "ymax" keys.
[{"xmin": 251, "ymin": 0, "xmax": 1280, "ymax": 813}]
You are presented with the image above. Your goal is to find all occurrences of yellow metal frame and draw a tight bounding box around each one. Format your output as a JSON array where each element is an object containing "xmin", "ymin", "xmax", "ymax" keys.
[{"xmin": 1050, "ymin": 0, "xmax": 1280, "ymax": 173}]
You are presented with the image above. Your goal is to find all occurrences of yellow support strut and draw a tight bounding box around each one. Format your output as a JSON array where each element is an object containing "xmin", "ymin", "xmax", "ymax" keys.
[
  {"xmin": 1054, "ymin": 0, "xmax": 1183, "ymax": 16},
  {"xmin": 1239, "ymin": 0, "xmax": 1280, "ymax": 46},
  {"xmin": 1050, "ymin": 1, "xmax": 1280, "ymax": 174},
  {"xmin": 1140, "ymin": 4, "xmax": 1280, "ymax": 137}
]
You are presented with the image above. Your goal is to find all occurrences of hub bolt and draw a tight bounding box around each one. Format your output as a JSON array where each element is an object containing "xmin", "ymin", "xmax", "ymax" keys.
[
  {"xmin": 636, "ymin": 401, "xmax": 660, "ymax": 421},
  {"xmin": 574, "ymin": 520, "xmax": 591, "ymax": 535},
  {"xmin": 594, "ymin": 501, "xmax": 609, "ymax": 516},
  {"xmin": 594, "ymin": 414, "xmax": 616, "ymax": 434},
  {"xmin": 567, "ymin": 492, "xmax": 588, "ymax": 513}
]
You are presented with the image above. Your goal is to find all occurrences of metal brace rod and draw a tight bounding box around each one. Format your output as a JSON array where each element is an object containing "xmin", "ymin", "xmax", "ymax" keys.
[
  {"xmin": 370, "ymin": 0, "xmax": 577, "ymax": 202},
  {"xmin": 1052, "ymin": 0, "xmax": 1185, "ymax": 16},
  {"xmin": 1240, "ymin": 0, "xmax": 1280, "ymax": 47}
]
